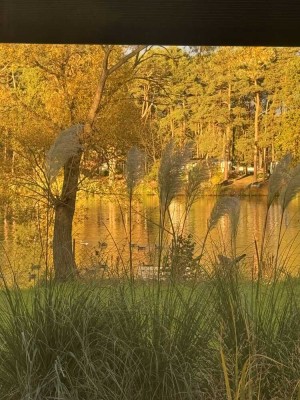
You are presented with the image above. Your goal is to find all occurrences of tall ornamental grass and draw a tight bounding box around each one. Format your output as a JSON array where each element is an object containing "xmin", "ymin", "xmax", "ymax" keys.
[{"xmin": 0, "ymin": 275, "xmax": 299, "ymax": 399}]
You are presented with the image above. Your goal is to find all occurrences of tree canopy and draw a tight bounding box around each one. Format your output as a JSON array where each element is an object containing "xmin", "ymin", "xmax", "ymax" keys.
[{"xmin": 1, "ymin": 44, "xmax": 299, "ymax": 187}]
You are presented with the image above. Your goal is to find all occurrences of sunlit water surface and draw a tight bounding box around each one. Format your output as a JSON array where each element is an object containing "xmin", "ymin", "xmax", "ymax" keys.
[{"xmin": 1, "ymin": 195, "xmax": 300, "ymax": 284}]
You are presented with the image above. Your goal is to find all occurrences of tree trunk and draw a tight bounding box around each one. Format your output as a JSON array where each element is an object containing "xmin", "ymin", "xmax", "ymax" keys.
[
  {"xmin": 262, "ymin": 147, "xmax": 266, "ymax": 181},
  {"xmin": 52, "ymin": 45, "xmax": 147, "ymax": 281},
  {"xmin": 254, "ymin": 87, "xmax": 260, "ymax": 182},
  {"xmin": 108, "ymin": 157, "xmax": 116, "ymax": 186},
  {"xmin": 3, "ymin": 140, "xmax": 7, "ymax": 163},
  {"xmin": 53, "ymin": 152, "xmax": 82, "ymax": 281},
  {"xmin": 223, "ymin": 131, "xmax": 229, "ymax": 181},
  {"xmin": 11, "ymin": 150, "xmax": 15, "ymax": 175},
  {"xmin": 223, "ymin": 84, "xmax": 232, "ymax": 181},
  {"xmin": 271, "ymin": 139, "xmax": 275, "ymax": 162},
  {"xmin": 52, "ymin": 52, "xmax": 108, "ymax": 281}
]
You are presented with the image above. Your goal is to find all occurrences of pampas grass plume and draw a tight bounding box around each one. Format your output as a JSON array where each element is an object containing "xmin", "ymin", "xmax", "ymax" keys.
[
  {"xmin": 45, "ymin": 124, "xmax": 83, "ymax": 182},
  {"xmin": 208, "ymin": 196, "xmax": 240, "ymax": 239},
  {"xmin": 126, "ymin": 147, "xmax": 145, "ymax": 193},
  {"xmin": 158, "ymin": 140, "xmax": 192, "ymax": 209},
  {"xmin": 185, "ymin": 162, "xmax": 210, "ymax": 202},
  {"xmin": 280, "ymin": 164, "xmax": 300, "ymax": 210},
  {"xmin": 267, "ymin": 153, "xmax": 292, "ymax": 207}
]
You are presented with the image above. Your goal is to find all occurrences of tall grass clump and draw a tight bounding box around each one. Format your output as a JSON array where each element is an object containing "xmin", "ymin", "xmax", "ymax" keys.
[
  {"xmin": 1, "ymin": 262, "xmax": 300, "ymax": 399},
  {"xmin": 0, "ymin": 279, "xmax": 218, "ymax": 400},
  {"xmin": 157, "ymin": 141, "xmax": 192, "ymax": 270},
  {"xmin": 0, "ymin": 273, "xmax": 299, "ymax": 399},
  {"xmin": 210, "ymin": 268, "xmax": 300, "ymax": 400},
  {"xmin": 259, "ymin": 153, "xmax": 300, "ymax": 278},
  {"xmin": 157, "ymin": 140, "xmax": 210, "ymax": 280},
  {"xmin": 206, "ymin": 154, "xmax": 300, "ymax": 399}
]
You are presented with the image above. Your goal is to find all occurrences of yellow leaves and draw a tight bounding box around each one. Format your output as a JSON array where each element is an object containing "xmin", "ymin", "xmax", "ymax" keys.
[
  {"xmin": 236, "ymin": 47, "xmax": 276, "ymax": 80},
  {"xmin": 0, "ymin": 44, "xmax": 107, "ymax": 138},
  {"xmin": 43, "ymin": 90, "xmax": 71, "ymax": 126}
]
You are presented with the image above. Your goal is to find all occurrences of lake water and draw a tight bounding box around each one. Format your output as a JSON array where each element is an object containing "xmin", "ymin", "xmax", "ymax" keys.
[{"xmin": 1, "ymin": 195, "xmax": 300, "ymax": 283}]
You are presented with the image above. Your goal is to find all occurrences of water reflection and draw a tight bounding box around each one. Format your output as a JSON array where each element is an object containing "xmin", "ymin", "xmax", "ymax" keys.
[
  {"xmin": 1, "ymin": 195, "xmax": 300, "ymax": 284},
  {"xmin": 74, "ymin": 196, "xmax": 300, "ymax": 275}
]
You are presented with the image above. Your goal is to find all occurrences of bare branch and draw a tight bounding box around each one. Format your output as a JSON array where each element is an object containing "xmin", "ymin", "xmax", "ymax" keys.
[{"xmin": 108, "ymin": 45, "xmax": 148, "ymax": 76}]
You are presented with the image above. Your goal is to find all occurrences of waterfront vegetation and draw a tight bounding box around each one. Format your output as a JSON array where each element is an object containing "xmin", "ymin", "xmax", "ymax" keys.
[{"xmin": 0, "ymin": 151, "xmax": 300, "ymax": 399}]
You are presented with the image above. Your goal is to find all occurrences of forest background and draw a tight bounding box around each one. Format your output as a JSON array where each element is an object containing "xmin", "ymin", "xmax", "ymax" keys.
[{"xmin": 0, "ymin": 45, "xmax": 299, "ymax": 222}]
